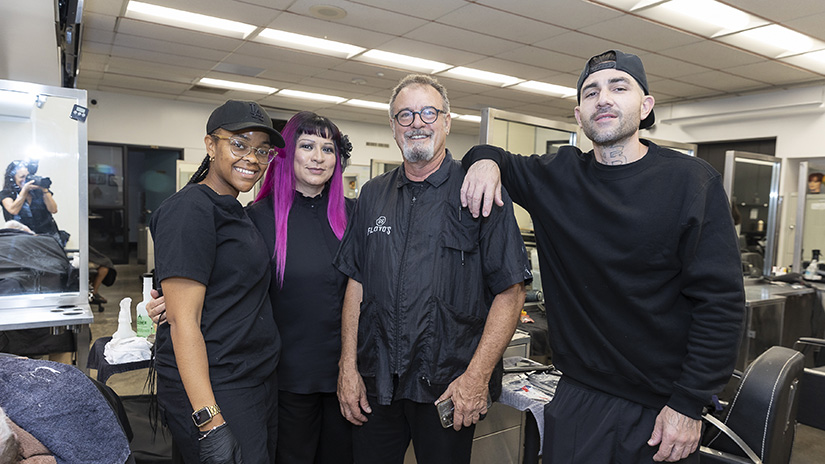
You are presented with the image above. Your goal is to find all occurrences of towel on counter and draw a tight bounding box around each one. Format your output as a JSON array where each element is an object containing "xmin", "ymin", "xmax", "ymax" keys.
[
  {"xmin": 0, "ymin": 357, "xmax": 131, "ymax": 464},
  {"xmin": 104, "ymin": 336, "xmax": 152, "ymax": 364}
]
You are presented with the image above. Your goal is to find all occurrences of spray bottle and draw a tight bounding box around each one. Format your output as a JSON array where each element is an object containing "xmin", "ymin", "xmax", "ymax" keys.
[
  {"xmin": 113, "ymin": 297, "xmax": 136, "ymax": 339},
  {"xmin": 805, "ymin": 249, "xmax": 822, "ymax": 281},
  {"xmin": 135, "ymin": 273, "xmax": 153, "ymax": 338}
]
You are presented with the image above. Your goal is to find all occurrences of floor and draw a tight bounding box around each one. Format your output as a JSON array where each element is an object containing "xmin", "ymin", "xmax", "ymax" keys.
[{"xmin": 87, "ymin": 258, "xmax": 825, "ymax": 463}]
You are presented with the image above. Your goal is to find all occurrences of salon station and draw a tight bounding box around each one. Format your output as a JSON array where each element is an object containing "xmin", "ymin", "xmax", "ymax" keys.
[{"xmin": 2, "ymin": 1, "xmax": 825, "ymax": 463}]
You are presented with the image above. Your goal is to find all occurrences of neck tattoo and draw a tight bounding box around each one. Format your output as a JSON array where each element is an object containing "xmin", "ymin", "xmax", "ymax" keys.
[{"xmin": 600, "ymin": 145, "xmax": 628, "ymax": 165}]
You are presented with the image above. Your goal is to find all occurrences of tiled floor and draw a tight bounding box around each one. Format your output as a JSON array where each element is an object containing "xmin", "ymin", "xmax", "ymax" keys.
[{"xmin": 88, "ymin": 259, "xmax": 825, "ymax": 463}]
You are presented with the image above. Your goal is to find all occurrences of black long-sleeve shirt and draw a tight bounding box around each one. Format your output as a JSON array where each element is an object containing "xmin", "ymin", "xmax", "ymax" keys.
[{"xmin": 463, "ymin": 141, "xmax": 745, "ymax": 419}]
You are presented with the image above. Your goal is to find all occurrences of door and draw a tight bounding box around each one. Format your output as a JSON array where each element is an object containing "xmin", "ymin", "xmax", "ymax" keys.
[{"xmin": 89, "ymin": 144, "xmax": 129, "ymax": 264}]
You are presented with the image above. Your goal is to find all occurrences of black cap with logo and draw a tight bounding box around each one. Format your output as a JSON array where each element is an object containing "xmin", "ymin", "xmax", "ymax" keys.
[
  {"xmin": 576, "ymin": 50, "xmax": 655, "ymax": 130},
  {"xmin": 206, "ymin": 100, "xmax": 285, "ymax": 148}
]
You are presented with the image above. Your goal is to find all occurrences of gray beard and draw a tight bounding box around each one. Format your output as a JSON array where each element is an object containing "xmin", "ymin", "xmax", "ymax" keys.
[{"xmin": 402, "ymin": 145, "xmax": 434, "ymax": 163}]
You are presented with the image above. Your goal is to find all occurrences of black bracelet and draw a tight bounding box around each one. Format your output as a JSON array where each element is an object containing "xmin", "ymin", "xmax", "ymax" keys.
[{"xmin": 198, "ymin": 422, "xmax": 227, "ymax": 441}]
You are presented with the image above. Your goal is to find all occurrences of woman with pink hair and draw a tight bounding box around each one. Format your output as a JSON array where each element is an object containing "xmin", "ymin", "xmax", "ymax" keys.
[{"xmin": 248, "ymin": 111, "xmax": 354, "ymax": 463}]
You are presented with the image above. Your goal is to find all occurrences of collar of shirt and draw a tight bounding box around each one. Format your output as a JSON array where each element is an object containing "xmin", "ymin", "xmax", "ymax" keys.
[{"xmin": 396, "ymin": 149, "xmax": 453, "ymax": 189}]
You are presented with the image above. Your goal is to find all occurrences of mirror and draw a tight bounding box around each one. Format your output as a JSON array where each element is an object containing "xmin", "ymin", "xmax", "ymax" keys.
[
  {"xmin": 480, "ymin": 108, "xmax": 580, "ymax": 231},
  {"xmin": 792, "ymin": 161, "xmax": 825, "ymax": 272},
  {"xmin": 723, "ymin": 151, "xmax": 781, "ymax": 277},
  {"xmin": 0, "ymin": 80, "xmax": 88, "ymax": 308}
]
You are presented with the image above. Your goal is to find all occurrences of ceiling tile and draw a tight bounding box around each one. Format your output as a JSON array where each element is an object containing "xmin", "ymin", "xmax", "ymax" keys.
[
  {"xmin": 405, "ymin": 22, "xmax": 522, "ymax": 57},
  {"xmin": 578, "ymin": 15, "xmax": 703, "ymax": 52},
  {"xmin": 474, "ymin": 0, "xmax": 623, "ymax": 30},
  {"xmin": 435, "ymin": 3, "xmax": 567, "ymax": 45},
  {"xmin": 658, "ymin": 41, "xmax": 764, "ymax": 70},
  {"xmin": 375, "ymin": 37, "xmax": 485, "ymax": 66},
  {"xmin": 286, "ymin": 0, "xmax": 428, "ymax": 36},
  {"xmin": 727, "ymin": 61, "xmax": 823, "ymax": 87},
  {"xmin": 345, "ymin": 0, "xmax": 466, "ymax": 21},
  {"xmin": 784, "ymin": 12, "xmax": 825, "ymax": 43},
  {"xmin": 263, "ymin": 11, "xmax": 394, "ymax": 49},
  {"xmin": 637, "ymin": 53, "xmax": 713, "ymax": 80},
  {"xmin": 724, "ymin": 0, "xmax": 825, "ymax": 23},
  {"xmin": 495, "ymin": 46, "xmax": 583, "ymax": 74},
  {"xmin": 677, "ymin": 71, "xmax": 766, "ymax": 93},
  {"xmin": 146, "ymin": 0, "xmax": 282, "ymax": 26},
  {"xmin": 115, "ymin": 18, "xmax": 244, "ymax": 52}
]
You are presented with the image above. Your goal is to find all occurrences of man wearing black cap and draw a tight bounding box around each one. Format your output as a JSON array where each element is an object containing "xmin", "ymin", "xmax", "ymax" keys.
[{"xmin": 459, "ymin": 50, "xmax": 744, "ymax": 462}]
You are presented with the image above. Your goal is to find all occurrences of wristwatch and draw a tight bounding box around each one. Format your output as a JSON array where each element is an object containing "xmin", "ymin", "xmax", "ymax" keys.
[{"xmin": 191, "ymin": 404, "xmax": 221, "ymax": 428}]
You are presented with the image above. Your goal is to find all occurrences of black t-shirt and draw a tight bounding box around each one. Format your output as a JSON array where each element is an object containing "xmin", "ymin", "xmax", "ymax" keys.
[
  {"xmin": 150, "ymin": 184, "xmax": 279, "ymax": 390},
  {"xmin": 1, "ymin": 187, "xmax": 58, "ymax": 235},
  {"xmin": 247, "ymin": 192, "xmax": 354, "ymax": 394}
]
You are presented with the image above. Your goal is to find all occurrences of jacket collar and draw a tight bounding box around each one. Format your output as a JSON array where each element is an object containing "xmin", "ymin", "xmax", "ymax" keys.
[{"xmin": 397, "ymin": 149, "xmax": 453, "ymax": 189}]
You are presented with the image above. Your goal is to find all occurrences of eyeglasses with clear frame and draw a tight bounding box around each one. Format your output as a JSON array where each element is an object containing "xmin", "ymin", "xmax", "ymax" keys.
[
  {"xmin": 211, "ymin": 134, "xmax": 276, "ymax": 165},
  {"xmin": 393, "ymin": 106, "xmax": 445, "ymax": 127}
]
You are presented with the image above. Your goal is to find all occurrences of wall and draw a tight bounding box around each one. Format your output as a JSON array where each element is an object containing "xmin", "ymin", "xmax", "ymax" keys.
[
  {"xmin": 646, "ymin": 84, "xmax": 825, "ymax": 268},
  {"xmin": 84, "ymin": 91, "xmax": 478, "ymax": 205},
  {"xmin": 0, "ymin": 1, "xmax": 60, "ymax": 86}
]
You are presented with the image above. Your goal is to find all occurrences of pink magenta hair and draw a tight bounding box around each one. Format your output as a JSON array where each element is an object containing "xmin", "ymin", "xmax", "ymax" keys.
[{"xmin": 254, "ymin": 111, "xmax": 348, "ymax": 287}]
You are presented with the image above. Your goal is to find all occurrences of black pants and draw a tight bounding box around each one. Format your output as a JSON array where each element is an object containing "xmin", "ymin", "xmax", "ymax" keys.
[
  {"xmin": 543, "ymin": 379, "xmax": 699, "ymax": 464},
  {"xmin": 276, "ymin": 390, "xmax": 353, "ymax": 464},
  {"xmin": 352, "ymin": 397, "xmax": 475, "ymax": 464},
  {"xmin": 158, "ymin": 371, "xmax": 278, "ymax": 464}
]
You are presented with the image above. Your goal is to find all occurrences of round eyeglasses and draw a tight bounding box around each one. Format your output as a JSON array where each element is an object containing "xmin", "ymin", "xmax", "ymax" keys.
[
  {"xmin": 211, "ymin": 134, "xmax": 275, "ymax": 165},
  {"xmin": 393, "ymin": 106, "xmax": 445, "ymax": 127}
]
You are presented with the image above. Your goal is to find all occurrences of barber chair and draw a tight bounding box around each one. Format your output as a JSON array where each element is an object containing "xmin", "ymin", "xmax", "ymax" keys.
[
  {"xmin": 699, "ymin": 346, "xmax": 804, "ymax": 464},
  {"xmin": 792, "ymin": 337, "xmax": 825, "ymax": 431}
]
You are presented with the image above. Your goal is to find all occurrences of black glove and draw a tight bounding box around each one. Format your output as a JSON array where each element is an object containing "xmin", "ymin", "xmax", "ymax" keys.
[{"xmin": 199, "ymin": 423, "xmax": 244, "ymax": 464}]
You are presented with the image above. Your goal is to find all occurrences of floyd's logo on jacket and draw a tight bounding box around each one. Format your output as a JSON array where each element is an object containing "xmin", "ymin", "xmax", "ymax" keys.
[{"xmin": 367, "ymin": 215, "xmax": 392, "ymax": 236}]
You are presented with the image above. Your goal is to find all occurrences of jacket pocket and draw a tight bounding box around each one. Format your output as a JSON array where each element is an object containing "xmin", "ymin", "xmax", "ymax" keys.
[{"xmin": 426, "ymin": 296, "xmax": 485, "ymax": 384}]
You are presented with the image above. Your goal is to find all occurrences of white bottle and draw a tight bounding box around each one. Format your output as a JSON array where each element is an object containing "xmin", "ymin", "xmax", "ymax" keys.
[
  {"xmin": 113, "ymin": 297, "xmax": 136, "ymax": 339},
  {"xmin": 135, "ymin": 274, "xmax": 153, "ymax": 338}
]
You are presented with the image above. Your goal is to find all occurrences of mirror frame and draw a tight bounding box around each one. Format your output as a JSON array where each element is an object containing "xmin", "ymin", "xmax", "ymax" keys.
[
  {"xmin": 723, "ymin": 150, "xmax": 781, "ymax": 277},
  {"xmin": 479, "ymin": 107, "xmax": 580, "ymax": 147},
  {"xmin": 0, "ymin": 79, "xmax": 89, "ymax": 309}
]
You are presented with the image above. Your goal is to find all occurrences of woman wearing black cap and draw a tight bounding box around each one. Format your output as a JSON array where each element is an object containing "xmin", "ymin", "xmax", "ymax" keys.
[{"xmin": 150, "ymin": 100, "xmax": 285, "ymax": 463}]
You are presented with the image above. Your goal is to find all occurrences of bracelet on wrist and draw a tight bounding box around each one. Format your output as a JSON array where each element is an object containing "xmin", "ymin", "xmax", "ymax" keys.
[{"xmin": 198, "ymin": 422, "xmax": 226, "ymax": 441}]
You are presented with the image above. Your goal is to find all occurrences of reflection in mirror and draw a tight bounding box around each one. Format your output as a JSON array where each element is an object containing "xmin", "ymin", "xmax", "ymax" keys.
[
  {"xmin": 0, "ymin": 81, "xmax": 87, "ymax": 308},
  {"xmin": 723, "ymin": 151, "xmax": 781, "ymax": 277},
  {"xmin": 793, "ymin": 161, "xmax": 825, "ymax": 273}
]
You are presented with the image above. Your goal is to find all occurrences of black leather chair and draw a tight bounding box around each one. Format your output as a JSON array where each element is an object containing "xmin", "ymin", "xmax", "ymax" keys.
[
  {"xmin": 700, "ymin": 346, "xmax": 804, "ymax": 464},
  {"xmin": 793, "ymin": 337, "xmax": 825, "ymax": 431}
]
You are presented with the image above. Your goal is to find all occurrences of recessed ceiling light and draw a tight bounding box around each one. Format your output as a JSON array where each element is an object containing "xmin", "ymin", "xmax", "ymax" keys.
[
  {"xmin": 198, "ymin": 78, "xmax": 277, "ymax": 94},
  {"xmin": 254, "ymin": 29, "xmax": 365, "ymax": 59},
  {"xmin": 125, "ymin": 1, "xmax": 257, "ymax": 39},
  {"xmin": 309, "ymin": 5, "xmax": 347, "ymax": 20},
  {"xmin": 344, "ymin": 99, "xmax": 389, "ymax": 110},
  {"xmin": 514, "ymin": 81, "xmax": 577, "ymax": 98},
  {"xmin": 278, "ymin": 89, "xmax": 346, "ymax": 103},
  {"xmin": 354, "ymin": 50, "xmax": 452, "ymax": 74},
  {"xmin": 441, "ymin": 67, "xmax": 522, "ymax": 87}
]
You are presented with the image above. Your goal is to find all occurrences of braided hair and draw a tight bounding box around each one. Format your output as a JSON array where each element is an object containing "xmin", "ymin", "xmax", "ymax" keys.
[{"xmin": 188, "ymin": 154, "xmax": 211, "ymax": 185}]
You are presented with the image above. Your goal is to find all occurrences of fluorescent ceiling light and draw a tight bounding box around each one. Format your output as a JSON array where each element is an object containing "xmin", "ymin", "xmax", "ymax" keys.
[
  {"xmin": 660, "ymin": 0, "xmax": 750, "ymax": 31},
  {"xmin": 278, "ymin": 90, "xmax": 346, "ymax": 103},
  {"xmin": 354, "ymin": 50, "xmax": 452, "ymax": 74},
  {"xmin": 457, "ymin": 114, "xmax": 482, "ymax": 123},
  {"xmin": 736, "ymin": 25, "xmax": 814, "ymax": 54},
  {"xmin": 255, "ymin": 29, "xmax": 365, "ymax": 59},
  {"xmin": 735, "ymin": 157, "xmax": 776, "ymax": 167},
  {"xmin": 198, "ymin": 78, "xmax": 277, "ymax": 94},
  {"xmin": 441, "ymin": 67, "xmax": 523, "ymax": 87},
  {"xmin": 126, "ymin": 1, "xmax": 257, "ymax": 39},
  {"xmin": 344, "ymin": 99, "xmax": 390, "ymax": 110},
  {"xmin": 514, "ymin": 81, "xmax": 577, "ymax": 98}
]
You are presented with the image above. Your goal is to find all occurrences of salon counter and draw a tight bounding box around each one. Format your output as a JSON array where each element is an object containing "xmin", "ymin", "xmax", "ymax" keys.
[
  {"xmin": 738, "ymin": 279, "xmax": 822, "ymax": 370},
  {"xmin": 0, "ymin": 304, "xmax": 93, "ymax": 370}
]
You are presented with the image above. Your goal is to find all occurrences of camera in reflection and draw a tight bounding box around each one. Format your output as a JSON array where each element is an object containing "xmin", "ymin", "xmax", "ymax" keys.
[{"xmin": 25, "ymin": 174, "xmax": 51, "ymax": 189}]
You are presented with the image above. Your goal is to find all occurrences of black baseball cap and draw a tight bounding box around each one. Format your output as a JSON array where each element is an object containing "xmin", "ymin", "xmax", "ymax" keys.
[
  {"xmin": 576, "ymin": 50, "xmax": 655, "ymax": 130},
  {"xmin": 206, "ymin": 100, "xmax": 285, "ymax": 147}
]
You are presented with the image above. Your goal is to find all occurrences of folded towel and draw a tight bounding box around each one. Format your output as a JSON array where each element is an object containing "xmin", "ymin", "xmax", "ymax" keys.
[
  {"xmin": 7, "ymin": 417, "xmax": 57, "ymax": 464},
  {"xmin": 104, "ymin": 336, "xmax": 152, "ymax": 364},
  {"xmin": 0, "ymin": 357, "xmax": 131, "ymax": 464}
]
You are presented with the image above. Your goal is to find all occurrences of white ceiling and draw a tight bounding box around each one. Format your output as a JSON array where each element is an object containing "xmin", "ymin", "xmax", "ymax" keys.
[{"xmin": 76, "ymin": 0, "xmax": 825, "ymax": 134}]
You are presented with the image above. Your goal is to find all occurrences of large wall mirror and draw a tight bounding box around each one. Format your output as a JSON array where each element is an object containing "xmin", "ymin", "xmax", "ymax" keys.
[
  {"xmin": 792, "ymin": 160, "xmax": 825, "ymax": 272},
  {"xmin": 723, "ymin": 151, "xmax": 781, "ymax": 277},
  {"xmin": 0, "ymin": 79, "xmax": 88, "ymax": 309},
  {"xmin": 480, "ymin": 108, "xmax": 580, "ymax": 231}
]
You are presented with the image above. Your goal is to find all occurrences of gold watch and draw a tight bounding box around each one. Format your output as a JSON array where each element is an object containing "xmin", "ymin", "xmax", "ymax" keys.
[{"xmin": 191, "ymin": 404, "xmax": 221, "ymax": 428}]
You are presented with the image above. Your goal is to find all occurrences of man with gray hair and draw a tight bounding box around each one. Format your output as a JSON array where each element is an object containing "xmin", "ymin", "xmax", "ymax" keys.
[{"xmin": 334, "ymin": 74, "xmax": 530, "ymax": 463}]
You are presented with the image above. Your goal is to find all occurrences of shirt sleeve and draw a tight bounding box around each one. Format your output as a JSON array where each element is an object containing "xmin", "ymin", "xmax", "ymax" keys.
[
  {"xmin": 478, "ymin": 187, "xmax": 532, "ymax": 295},
  {"xmin": 333, "ymin": 192, "xmax": 364, "ymax": 283},
  {"xmin": 668, "ymin": 177, "xmax": 745, "ymax": 418},
  {"xmin": 150, "ymin": 192, "xmax": 216, "ymax": 286},
  {"xmin": 462, "ymin": 144, "xmax": 551, "ymax": 213}
]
